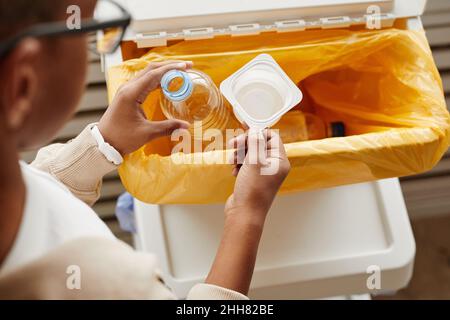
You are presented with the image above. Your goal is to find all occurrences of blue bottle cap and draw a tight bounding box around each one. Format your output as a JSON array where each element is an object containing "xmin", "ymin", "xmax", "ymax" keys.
[{"xmin": 161, "ymin": 70, "xmax": 193, "ymax": 102}]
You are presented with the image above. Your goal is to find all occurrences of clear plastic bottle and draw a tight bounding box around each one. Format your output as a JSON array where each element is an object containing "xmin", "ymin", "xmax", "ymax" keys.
[{"xmin": 160, "ymin": 69, "xmax": 231, "ymax": 140}]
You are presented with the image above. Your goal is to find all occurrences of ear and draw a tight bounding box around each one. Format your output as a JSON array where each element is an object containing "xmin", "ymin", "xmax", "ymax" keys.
[{"xmin": 0, "ymin": 38, "xmax": 42, "ymax": 131}]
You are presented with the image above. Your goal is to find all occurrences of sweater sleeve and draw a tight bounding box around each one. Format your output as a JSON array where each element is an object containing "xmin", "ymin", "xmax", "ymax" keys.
[
  {"xmin": 31, "ymin": 124, "xmax": 117, "ymax": 206},
  {"xmin": 0, "ymin": 237, "xmax": 248, "ymax": 300},
  {"xmin": 187, "ymin": 283, "xmax": 249, "ymax": 300}
]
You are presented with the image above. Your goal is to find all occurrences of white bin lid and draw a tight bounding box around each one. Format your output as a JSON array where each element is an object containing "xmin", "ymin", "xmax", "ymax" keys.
[
  {"xmin": 114, "ymin": 0, "xmax": 426, "ymax": 46},
  {"xmin": 133, "ymin": 178, "xmax": 415, "ymax": 299}
]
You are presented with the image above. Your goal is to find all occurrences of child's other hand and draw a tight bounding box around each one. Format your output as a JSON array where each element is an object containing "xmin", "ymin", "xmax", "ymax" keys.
[
  {"xmin": 225, "ymin": 128, "xmax": 290, "ymax": 228},
  {"xmin": 98, "ymin": 60, "xmax": 193, "ymax": 156}
]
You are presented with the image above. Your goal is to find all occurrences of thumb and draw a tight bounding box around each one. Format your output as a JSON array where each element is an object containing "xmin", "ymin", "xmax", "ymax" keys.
[
  {"xmin": 146, "ymin": 119, "xmax": 190, "ymax": 140},
  {"xmin": 247, "ymin": 128, "xmax": 267, "ymax": 166}
]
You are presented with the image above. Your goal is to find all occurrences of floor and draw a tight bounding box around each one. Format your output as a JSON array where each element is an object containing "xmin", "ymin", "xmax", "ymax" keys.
[{"xmin": 374, "ymin": 214, "xmax": 450, "ymax": 300}]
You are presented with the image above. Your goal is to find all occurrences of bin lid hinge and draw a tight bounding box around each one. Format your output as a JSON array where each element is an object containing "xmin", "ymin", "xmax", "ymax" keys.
[{"xmin": 134, "ymin": 13, "xmax": 396, "ymax": 48}]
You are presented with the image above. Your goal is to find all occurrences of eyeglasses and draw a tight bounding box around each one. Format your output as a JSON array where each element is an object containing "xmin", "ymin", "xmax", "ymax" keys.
[{"xmin": 0, "ymin": 0, "xmax": 131, "ymax": 58}]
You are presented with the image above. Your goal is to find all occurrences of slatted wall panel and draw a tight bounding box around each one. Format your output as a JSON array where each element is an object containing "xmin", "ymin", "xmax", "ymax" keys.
[
  {"xmin": 20, "ymin": 0, "xmax": 450, "ymax": 241},
  {"xmin": 400, "ymin": 0, "xmax": 450, "ymax": 219}
]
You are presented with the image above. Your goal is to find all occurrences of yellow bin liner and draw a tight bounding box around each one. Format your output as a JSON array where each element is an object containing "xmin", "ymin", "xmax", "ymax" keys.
[{"xmin": 107, "ymin": 28, "xmax": 450, "ymax": 204}]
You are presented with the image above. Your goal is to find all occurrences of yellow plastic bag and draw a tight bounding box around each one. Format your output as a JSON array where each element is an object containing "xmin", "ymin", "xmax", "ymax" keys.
[{"xmin": 107, "ymin": 28, "xmax": 450, "ymax": 204}]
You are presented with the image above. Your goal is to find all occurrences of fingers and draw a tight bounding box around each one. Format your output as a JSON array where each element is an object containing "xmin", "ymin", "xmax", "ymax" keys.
[
  {"xmin": 122, "ymin": 61, "xmax": 193, "ymax": 103},
  {"xmin": 232, "ymin": 165, "xmax": 241, "ymax": 177},
  {"xmin": 247, "ymin": 128, "xmax": 268, "ymax": 166},
  {"xmin": 227, "ymin": 128, "xmax": 289, "ymax": 178},
  {"xmin": 227, "ymin": 131, "xmax": 247, "ymax": 169},
  {"xmin": 134, "ymin": 60, "xmax": 192, "ymax": 80},
  {"xmin": 228, "ymin": 129, "xmax": 282, "ymax": 152},
  {"xmin": 133, "ymin": 62, "xmax": 191, "ymax": 102},
  {"xmin": 227, "ymin": 128, "xmax": 288, "ymax": 164},
  {"xmin": 146, "ymin": 119, "xmax": 190, "ymax": 140},
  {"xmin": 228, "ymin": 148, "xmax": 247, "ymax": 165},
  {"xmin": 227, "ymin": 132, "xmax": 248, "ymax": 150},
  {"xmin": 265, "ymin": 129, "xmax": 287, "ymax": 159},
  {"xmin": 228, "ymin": 128, "xmax": 267, "ymax": 166}
]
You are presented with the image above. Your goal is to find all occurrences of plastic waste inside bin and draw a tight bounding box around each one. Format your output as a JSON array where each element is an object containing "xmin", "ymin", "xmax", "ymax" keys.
[
  {"xmin": 274, "ymin": 111, "xmax": 346, "ymax": 143},
  {"xmin": 108, "ymin": 28, "xmax": 450, "ymax": 204}
]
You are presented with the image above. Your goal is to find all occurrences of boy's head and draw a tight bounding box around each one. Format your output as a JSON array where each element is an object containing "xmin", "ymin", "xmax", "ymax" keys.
[{"xmin": 0, "ymin": 0, "xmax": 97, "ymax": 149}]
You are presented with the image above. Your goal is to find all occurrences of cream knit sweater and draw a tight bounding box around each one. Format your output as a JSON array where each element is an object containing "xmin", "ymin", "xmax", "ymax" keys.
[{"xmin": 0, "ymin": 124, "xmax": 248, "ymax": 300}]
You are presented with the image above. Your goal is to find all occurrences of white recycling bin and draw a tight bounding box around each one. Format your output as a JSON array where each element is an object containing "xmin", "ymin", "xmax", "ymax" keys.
[
  {"xmin": 99, "ymin": 0, "xmax": 427, "ymax": 299},
  {"xmin": 132, "ymin": 178, "xmax": 414, "ymax": 299}
]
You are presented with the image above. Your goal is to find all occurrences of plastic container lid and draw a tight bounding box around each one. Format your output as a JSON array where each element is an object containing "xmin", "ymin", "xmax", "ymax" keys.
[{"xmin": 220, "ymin": 53, "xmax": 303, "ymax": 128}]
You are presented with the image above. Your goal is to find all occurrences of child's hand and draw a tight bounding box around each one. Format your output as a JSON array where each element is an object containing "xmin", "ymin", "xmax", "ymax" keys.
[
  {"xmin": 98, "ymin": 60, "xmax": 193, "ymax": 156},
  {"xmin": 226, "ymin": 128, "xmax": 290, "ymax": 227}
]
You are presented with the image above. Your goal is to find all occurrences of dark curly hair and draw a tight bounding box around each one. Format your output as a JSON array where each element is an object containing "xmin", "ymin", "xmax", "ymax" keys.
[{"xmin": 0, "ymin": 0, "xmax": 68, "ymax": 39}]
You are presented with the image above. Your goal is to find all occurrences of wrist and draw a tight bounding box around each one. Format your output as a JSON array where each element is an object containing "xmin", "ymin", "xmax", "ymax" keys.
[
  {"xmin": 97, "ymin": 122, "xmax": 120, "ymax": 153},
  {"xmin": 91, "ymin": 125, "xmax": 123, "ymax": 165},
  {"xmin": 224, "ymin": 205, "xmax": 267, "ymax": 232}
]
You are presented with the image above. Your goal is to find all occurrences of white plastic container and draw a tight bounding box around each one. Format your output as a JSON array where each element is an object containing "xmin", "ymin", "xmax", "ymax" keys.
[{"xmin": 220, "ymin": 54, "xmax": 303, "ymax": 128}]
